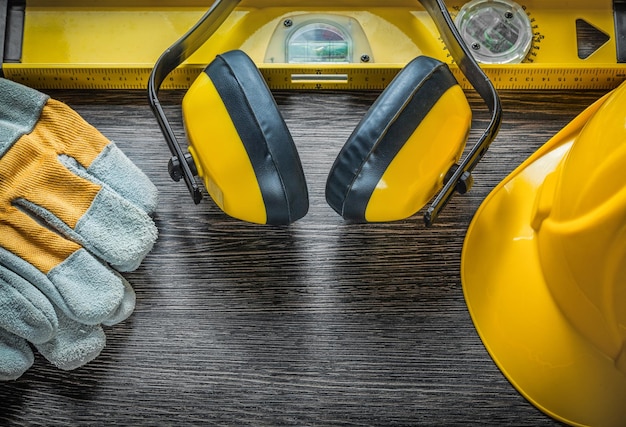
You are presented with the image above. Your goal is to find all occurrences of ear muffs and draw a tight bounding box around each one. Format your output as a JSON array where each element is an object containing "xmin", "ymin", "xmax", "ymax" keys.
[
  {"xmin": 325, "ymin": 56, "xmax": 472, "ymax": 222},
  {"xmin": 182, "ymin": 50, "xmax": 309, "ymax": 225},
  {"xmin": 184, "ymin": 52, "xmax": 471, "ymax": 224},
  {"xmin": 150, "ymin": 3, "xmax": 501, "ymax": 227}
]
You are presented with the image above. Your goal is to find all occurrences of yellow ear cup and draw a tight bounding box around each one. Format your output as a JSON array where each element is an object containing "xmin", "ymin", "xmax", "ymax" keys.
[
  {"xmin": 325, "ymin": 56, "xmax": 471, "ymax": 222},
  {"xmin": 182, "ymin": 50, "xmax": 308, "ymax": 225}
]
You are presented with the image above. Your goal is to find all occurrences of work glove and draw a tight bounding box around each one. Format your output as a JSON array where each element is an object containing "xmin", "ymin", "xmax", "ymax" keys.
[{"xmin": 0, "ymin": 78, "xmax": 158, "ymax": 380}]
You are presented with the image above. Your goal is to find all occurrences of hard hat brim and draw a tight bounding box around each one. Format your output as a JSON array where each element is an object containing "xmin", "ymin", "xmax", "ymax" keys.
[{"xmin": 461, "ymin": 89, "xmax": 626, "ymax": 427}]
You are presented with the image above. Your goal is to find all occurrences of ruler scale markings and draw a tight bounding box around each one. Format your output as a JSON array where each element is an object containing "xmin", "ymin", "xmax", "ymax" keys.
[
  {"xmin": 7, "ymin": 65, "xmax": 626, "ymax": 90},
  {"xmin": 3, "ymin": 1, "xmax": 626, "ymax": 91}
]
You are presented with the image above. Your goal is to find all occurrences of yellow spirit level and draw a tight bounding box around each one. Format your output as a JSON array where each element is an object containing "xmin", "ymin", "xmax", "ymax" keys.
[{"xmin": 1, "ymin": 0, "xmax": 625, "ymax": 90}]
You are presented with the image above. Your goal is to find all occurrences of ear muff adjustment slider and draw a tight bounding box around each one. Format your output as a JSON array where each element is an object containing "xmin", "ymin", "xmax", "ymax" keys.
[
  {"xmin": 168, "ymin": 152, "xmax": 198, "ymax": 183},
  {"xmin": 445, "ymin": 163, "xmax": 474, "ymax": 195}
]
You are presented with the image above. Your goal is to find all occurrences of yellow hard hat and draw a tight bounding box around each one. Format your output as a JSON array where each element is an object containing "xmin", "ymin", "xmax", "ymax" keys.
[{"xmin": 462, "ymin": 81, "xmax": 626, "ymax": 427}]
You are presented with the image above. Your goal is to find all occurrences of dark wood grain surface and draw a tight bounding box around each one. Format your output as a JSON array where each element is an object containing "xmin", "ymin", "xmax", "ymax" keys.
[{"xmin": 0, "ymin": 86, "xmax": 609, "ymax": 426}]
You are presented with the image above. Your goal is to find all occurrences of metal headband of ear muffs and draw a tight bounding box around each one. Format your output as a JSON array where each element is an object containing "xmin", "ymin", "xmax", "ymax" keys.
[
  {"xmin": 148, "ymin": 0, "xmax": 239, "ymax": 205},
  {"xmin": 419, "ymin": 0, "xmax": 502, "ymax": 225},
  {"xmin": 147, "ymin": 0, "xmax": 502, "ymax": 226}
]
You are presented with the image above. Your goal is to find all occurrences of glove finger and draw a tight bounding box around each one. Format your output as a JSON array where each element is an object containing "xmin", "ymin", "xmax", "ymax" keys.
[
  {"xmin": 0, "ymin": 328, "xmax": 34, "ymax": 381},
  {"xmin": 0, "ymin": 266, "xmax": 58, "ymax": 344},
  {"xmin": 73, "ymin": 183, "xmax": 158, "ymax": 272},
  {"xmin": 35, "ymin": 308, "xmax": 105, "ymax": 371},
  {"xmin": 45, "ymin": 249, "xmax": 130, "ymax": 325},
  {"xmin": 101, "ymin": 273, "xmax": 136, "ymax": 327},
  {"xmin": 60, "ymin": 141, "xmax": 158, "ymax": 215},
  {"xmin": 0, "ymin": 246, "xmax": 125, "ymax": 326}
]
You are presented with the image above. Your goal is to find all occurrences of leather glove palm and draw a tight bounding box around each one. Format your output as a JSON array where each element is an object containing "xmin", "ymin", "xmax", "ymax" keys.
[{"xmin": 0, "ymin": 78, "xmax": 158, "ymax": 380}]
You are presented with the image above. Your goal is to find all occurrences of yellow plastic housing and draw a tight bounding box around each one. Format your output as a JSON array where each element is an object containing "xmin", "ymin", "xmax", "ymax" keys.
[
  {"xmin": 182, "ymin": 72, "xmax": 267, "ymax": 224},
  {"xmin": 534, "ymin": 81, "xmax": 626, "ymax": 374},
  {"xmin": 462, "ymin": 82, "xmax": 626, "ymax": 426},
  {"xmin": 365, "ymin": 85, "xmax": 471, "ymax": 222}
]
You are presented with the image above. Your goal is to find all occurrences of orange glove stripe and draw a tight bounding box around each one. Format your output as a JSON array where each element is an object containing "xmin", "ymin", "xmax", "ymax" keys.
[
  {"xmin": 0, "ymin": 213, "xmax": 80, "ymax": 274},
  {"xmin": 39, "ymin": 99, "xmax": 109, "ymax": 168},
  {"xmin": 17, "ymin": 132, "xmax": 102, "ymax": 228}
]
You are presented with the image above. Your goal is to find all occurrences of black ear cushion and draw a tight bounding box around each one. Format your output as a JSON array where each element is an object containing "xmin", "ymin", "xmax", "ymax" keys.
[
  {"xmin": 325, "ymin": 56, "xmax": 460, "ymax": 221},
  {"xmin": 206, "ymin": 50, "xmax": 308, "ymax": 224}
]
